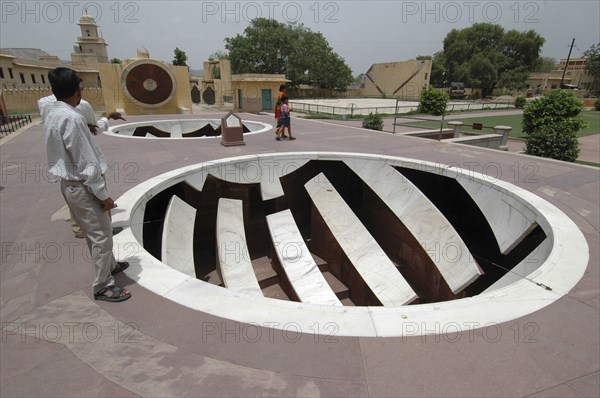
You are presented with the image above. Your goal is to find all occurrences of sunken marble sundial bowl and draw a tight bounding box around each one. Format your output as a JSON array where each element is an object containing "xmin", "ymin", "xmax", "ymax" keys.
[
  {"xmin": 111, "ymin": 152, "xmax": 588, "ymax": 337},
  {"xmin": 106, "ymin": 118, "xmax": 272, "ymax": 139}
]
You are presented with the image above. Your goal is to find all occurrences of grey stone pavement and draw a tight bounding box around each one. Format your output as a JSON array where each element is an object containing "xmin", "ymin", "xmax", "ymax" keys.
[{"xmin": 0, "ymin": 112, "xmax": 598, "ymax": 397}]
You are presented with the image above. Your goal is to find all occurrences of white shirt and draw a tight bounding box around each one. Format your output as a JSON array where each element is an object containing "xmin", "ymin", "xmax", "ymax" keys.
[
  {"xmin": 38, "ymin": 95, "xmax": 109, "ymax": 132},
  {"xmin": 44, "ymin": 101, "xmax": 109, "ymax": 200}
]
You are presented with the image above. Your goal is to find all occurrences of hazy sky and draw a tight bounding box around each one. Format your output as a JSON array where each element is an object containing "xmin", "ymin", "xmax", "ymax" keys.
[{"xmin": 1, "ymin": 0, "xmax": 599, "ymax": 74}]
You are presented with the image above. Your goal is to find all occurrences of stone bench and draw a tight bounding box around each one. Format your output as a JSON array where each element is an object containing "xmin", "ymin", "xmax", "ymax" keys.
[
  {"xmin": 216, "ymin": 198, "xmax": 263, "ymax": 297},
  {"xmin": 396, "ymin": 128, "xmax": 456, "ymax": 140},
  {"xmin": 345, "ymin": 158, "xmax": 483, "ymax": 295},
  {"xmin": 161, "ymin": 195, "xmax": 197, "ymax": 278},
  {"xmin": 305, "ymin": 174, "xmax": 418, "ymax": 306},
  {"xmin": 444, "ymin": 134, "xmax": 503, "ymax": 149},
  {"xmin": 266, "ymin": 209, "xmax": 342, "ymax": 306}
]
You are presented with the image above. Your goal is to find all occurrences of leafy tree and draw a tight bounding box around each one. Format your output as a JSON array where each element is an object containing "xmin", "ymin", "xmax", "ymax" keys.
[
  {"xmin": 110, "ymin": 58, "xmax": 122, "ymax": 64},
  {"xmin": 172, "ymin": 47, "xmax": 188, "ymax": 66},
  {"xmin": 583, "ymin": 43, "xmax": 600, "ymax": 90},
  {"xmin": 533, "ymin": 57, "xmax": 557, "ymax": 72},
  {"xmin": 440, "ymin": 23, "xmax": 544, "ymax": 96},
  {"xmin": 224, "ymin": 18, "xmax": 352, "ymax": 90},
  {"xmin": 354, "ymin": 73, "xmax": 365, "ymax": 83},
  {"xmin": 418, "ymin": 88, "xmax": 449, "ymax": 115},
  {"xmin": 208, "ymin": 50, "xmax": 229, "ymax": 61},
  {"xmin": 523, "ymin": 90, "xmax": 587, "ymax": 161},
  {"xmin": 430, "ymin": 51, "xmax": 447, "ymax": 88}
]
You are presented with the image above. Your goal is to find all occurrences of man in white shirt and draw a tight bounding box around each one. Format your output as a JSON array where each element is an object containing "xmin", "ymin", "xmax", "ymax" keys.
[
  {"xmin": 45, "ymin": 67, "xmax": 131, "ymax": 302},
  {"xmin": 39, "ymin": 95, "xmax": 125, "ymax": 238},
  {"xmin": 38, "ymin": 94, "xmax": 125, "ymax": 135}
]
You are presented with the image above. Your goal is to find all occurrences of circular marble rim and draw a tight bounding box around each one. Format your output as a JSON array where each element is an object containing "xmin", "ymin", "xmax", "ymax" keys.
[
  {"xmin": 112, "ymin": 152, "xmax": 589, "ymax": 337},
  {"xmin": 105, "ymin": 119, "xmax": 273, "ymax": 140}
]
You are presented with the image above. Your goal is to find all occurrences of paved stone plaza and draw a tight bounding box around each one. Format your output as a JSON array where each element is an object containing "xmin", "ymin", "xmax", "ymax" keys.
[{"xmin": 0, "ymin": 113, "xmax": 598, "ymax": 397}]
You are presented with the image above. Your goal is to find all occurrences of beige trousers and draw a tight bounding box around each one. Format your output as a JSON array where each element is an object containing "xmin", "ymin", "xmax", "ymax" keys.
[
  {"xmin": 68, "ymin": 209, "xmax": 85, "ymax": 237},
  {"xmin": 60, "ymin": 179, "xmax": 116, "ymax": 294}
]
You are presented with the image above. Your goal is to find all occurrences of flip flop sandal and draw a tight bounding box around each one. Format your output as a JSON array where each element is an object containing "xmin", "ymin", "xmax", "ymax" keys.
[
  {"xmin": 111, "ymin": 261, "xmax": 129, "ymax": 276},
  {"xmin": 94, "ymin": 286, "xmax": 131, "ymax": 302}
]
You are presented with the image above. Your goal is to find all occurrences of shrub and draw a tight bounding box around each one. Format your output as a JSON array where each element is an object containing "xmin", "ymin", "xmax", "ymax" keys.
[
  {"xmin": 525, "ymin": 122, "xmax": 580, "ymax": 162},
  {"xmin": 514, "ymin": 96, "xmax": 527, "ymax": 109},
  {"xmin": 362, "ymin": 112, "xmax": 384, "ymax": 131},
  {"xmin": 418, "ymin": 88, "xmax": 449, "ymax": 116},
  {"xmin": 522, "ymin": 90, "xmax": 587, "ymax": 135},
  {"xmin": 595, "ymin": 98, "xmax": 600, "ymax": 111},
  {"xmin": 522, "ymin": 90, "xmax": 587, "ymax": 162}
]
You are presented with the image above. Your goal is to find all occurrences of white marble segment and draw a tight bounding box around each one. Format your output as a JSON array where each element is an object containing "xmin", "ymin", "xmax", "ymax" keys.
[
  {"xmin": 112, "ymin": 152, "xmax": 587, "ymax": 337},
  {"xmin": 344, "ymin": 158, "xmax": 482, "ymax": 294},
  {"xmin": 458, "ymin": 178, "xmax": 538, "ymax": 254},
  {"xmin": 304, "ymin": 174, "xmax": 418, "ymax": 306},
  {"xmin": 169, "ymin": 122, "xmax": 182, "ymax": 137},
  {"xmin": 182, "ymin": 154, "xmax": 313, "ymax": 199},
  {"xmin": 114, "ymin": 228, "xmax": 193, "ymax": 296},
  {"xmin": 266, "ymin": 209, "xmax": 342, "ymax": 306},
  {"xmin": 260, "ymin": 157, "xmax": 311, "ymax": 200},
  {"xmin": 161, "ymin": 195, "xmax": 197, "ymax": 278},
  {"xmin": 216, "ymin": 198, "xmax": 263, "ymax": 297},
  {"xmin": 484, "ymin": 238, "xmax": 553, "ymax": 293}
]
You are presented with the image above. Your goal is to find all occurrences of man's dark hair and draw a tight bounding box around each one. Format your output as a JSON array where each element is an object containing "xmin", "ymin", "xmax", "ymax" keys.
[
  {"xmin": 279, "ymin": 84, "xmax": 286, "ymax": 92},
  {"xmin": 48, "ymin": 68, "xmax": 81, "ymax": 100}
]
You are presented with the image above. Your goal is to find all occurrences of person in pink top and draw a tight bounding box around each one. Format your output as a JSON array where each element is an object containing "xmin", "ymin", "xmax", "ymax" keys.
[{"xmin": 276, "ymin": 96, "xmax": 295, "ymax": 141}]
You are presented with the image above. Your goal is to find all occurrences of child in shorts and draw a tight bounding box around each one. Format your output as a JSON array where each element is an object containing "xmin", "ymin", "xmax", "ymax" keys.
[{"xmin": 276, "ymin": 96, "xmax": 295, "ymax": 141}]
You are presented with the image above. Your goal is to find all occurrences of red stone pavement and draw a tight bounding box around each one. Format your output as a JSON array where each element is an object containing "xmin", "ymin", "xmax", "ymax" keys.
[{"xmin": 0, "ymin": 112, "xmax": 598, "ymax": 397}]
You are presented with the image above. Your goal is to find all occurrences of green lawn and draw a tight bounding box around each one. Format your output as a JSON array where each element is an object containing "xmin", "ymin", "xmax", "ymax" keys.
[{"xmin": 407, "ymin": 111, "xmax": 600, "ymax": 139}]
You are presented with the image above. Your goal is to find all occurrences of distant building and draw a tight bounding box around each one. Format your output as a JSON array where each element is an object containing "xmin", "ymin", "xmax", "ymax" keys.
[
  {"xmin": 525, "ymin": 71, "xmax": 569, "ymax": 92},
  {"xmin": 70, "ymin": 14, "xmax": 109, "ymax": 65},
  {"xmin": 557, "ymin": 57, "xmax": 595, "ymax": 90},
  {"xmin": 526, "ymin": 57, "xmax": 596, "ymax": 93},
  {"xmin": 0, "ymin": 13, "xmax": 107, "ymax": 90},
  {"xmin": 363, "ymin": 60, "xmax": 432, "ymax": 98},
  {"xmin": 0, "ymin": 49, "xmax": 61, "ymax": 89},
  {"xmin": 98, "ymin": 49, "xmax": 192, "ymax": 115},
  {"xmin": 199, "ymin": 58, "xmax": 288, "ymax": 113}
]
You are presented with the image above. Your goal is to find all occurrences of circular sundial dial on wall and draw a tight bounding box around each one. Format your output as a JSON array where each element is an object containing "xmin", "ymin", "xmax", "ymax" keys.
[{"xmin": 121, "ymin": 59, "xmax": 177, "ymax": 108}]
